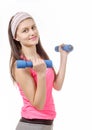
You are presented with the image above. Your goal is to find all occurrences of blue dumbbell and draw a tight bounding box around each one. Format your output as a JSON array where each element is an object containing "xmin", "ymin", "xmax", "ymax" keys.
[
  {"xmin": 16, "ymin": 60, "xmax": 53, "ymax": 68},
  {"xmin": 55, "ymin": 44, "xmax": 73, "ymax": 52}
]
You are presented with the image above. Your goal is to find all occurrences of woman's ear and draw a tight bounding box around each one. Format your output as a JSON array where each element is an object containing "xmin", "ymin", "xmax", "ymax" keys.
[{"xmin": 14, "ymin": 36, "xmax": 19, "ymax": 41}]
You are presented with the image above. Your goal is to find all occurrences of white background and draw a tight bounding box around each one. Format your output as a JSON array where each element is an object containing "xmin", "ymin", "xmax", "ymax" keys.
[{"xmin": 0, "ymin": 0, "xmax": 92, "ymax": 130}]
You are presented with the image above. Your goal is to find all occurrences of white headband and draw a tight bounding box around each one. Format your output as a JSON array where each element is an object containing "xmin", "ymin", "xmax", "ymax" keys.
[{"xmin": 11, "ymin": 12, "xmax": 32, "ymax": 38}]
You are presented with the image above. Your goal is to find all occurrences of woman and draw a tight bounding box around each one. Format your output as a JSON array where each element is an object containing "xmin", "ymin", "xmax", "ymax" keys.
[{"xmin": 8, "ymin": 11, "xmax": 69, "ymax": 130}]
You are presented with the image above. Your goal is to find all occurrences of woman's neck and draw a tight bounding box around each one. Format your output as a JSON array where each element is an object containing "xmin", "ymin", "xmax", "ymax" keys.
[{"xmin": 22, "ymin": 45, "xmax": 39, "ymax": 60}]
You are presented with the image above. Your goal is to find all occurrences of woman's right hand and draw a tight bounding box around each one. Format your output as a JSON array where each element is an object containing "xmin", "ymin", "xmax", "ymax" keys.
[{"xmin": 32, "ymin": 58, "xmax": 47, "ymax": 76}]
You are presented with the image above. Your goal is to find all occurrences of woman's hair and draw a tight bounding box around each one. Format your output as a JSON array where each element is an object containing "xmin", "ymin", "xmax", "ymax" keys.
[{"xmin": 8, "ymin": 12, "xmax": 56, "ymax": 82}]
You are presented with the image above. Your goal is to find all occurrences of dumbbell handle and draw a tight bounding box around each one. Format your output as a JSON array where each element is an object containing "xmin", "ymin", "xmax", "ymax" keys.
[
  {"xmin": 55, "ymin": 44, "xmax": 73, "ymax": 52},
  {"xmin": 16, "ymin": 60, "xmax": 53, "ymax": 68}
]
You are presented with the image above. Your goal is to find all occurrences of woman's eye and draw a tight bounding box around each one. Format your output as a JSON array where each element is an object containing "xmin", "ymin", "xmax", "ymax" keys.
[
  {"xmin": 32, "ymin": 25, "xmax": 36, "ymax": 30},
  {"xmin": 22, "ymin": 28, "xmax": 28, "ymax": 32}
]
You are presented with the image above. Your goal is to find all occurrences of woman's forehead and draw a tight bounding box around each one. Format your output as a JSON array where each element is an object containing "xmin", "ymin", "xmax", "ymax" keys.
[{"xmin": 18, "ymin": 18, "xmax": 35, "ymax": 29}]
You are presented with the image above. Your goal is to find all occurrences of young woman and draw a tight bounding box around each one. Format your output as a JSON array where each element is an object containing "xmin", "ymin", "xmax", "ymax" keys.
[{"xmin": 8, "ymin": 11, "xmax": 69, "ymax": 130}]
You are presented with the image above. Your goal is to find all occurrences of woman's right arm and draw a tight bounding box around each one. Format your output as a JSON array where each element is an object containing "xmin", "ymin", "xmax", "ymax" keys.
[{"xmin": 14, "ymin": 60, "xmax": 47, "ymax": 110}]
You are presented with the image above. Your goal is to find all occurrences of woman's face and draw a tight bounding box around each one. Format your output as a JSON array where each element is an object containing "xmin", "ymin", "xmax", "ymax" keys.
[{"xmin": 15, "ymin": 18, "xmax": 39, "ymax": 47}]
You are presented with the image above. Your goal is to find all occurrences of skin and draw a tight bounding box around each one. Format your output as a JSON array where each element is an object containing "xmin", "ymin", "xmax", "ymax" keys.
[{"xmin": 13, "ymin": 18, "xmax": 68, "ymax": 110}]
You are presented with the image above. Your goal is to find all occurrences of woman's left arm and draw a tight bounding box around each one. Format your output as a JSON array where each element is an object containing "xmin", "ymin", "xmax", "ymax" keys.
[{"xmin": 53, "ymin": 45, "xmax": 69, "ymax": 90}]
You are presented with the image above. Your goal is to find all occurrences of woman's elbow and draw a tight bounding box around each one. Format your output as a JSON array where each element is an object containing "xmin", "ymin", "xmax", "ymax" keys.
[
  {"xmin": 53, "ymin": 83, "xmax": 63, "ymax": 91},
  {"xmin": 31, "ymin": 101, "xmax": 45, "ymax": 110}
]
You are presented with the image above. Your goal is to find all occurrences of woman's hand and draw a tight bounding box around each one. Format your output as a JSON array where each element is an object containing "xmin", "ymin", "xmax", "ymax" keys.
[{"xmin": 32, "ymin": 58, "xmax": 47, "ymax": 75}]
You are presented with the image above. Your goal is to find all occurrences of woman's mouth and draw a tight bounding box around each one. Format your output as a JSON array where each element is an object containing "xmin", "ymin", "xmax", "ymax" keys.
[{"xmin": 30, "ymin": 36, "xmax": 37, "ymax": 41}]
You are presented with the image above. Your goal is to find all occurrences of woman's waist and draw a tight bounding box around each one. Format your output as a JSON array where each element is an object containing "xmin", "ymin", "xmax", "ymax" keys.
[{"xmin": 20, "ymin": 117, "xmax": 54, "ymax": 125}]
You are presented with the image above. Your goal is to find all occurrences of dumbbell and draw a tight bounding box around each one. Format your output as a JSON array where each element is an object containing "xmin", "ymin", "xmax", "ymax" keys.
[
  {"xmin": 16, "ymin": 60, "xmax": 53, "ymax": 68},
  {"xmin": 16, "ymin": 44, "xmax": 73, "ymax": 68},
  {"xmin": 55, "ymin": 44, "xmax": 73, "ymax": 52}
]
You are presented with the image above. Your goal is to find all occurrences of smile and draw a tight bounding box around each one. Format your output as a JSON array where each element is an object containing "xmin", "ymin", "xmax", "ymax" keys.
[{"xmin": 30, "ymin": 36, "xmax": 37, "ymax": 41}]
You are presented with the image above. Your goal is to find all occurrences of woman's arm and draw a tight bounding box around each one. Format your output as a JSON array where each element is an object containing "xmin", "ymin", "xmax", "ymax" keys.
[
  {"xmin": 53, "ymin": 45, "xmax": 68, "ymax": 90},
  {"xmin": 14, "ymin": 59, "xmax": 47, "ymax": 110}
]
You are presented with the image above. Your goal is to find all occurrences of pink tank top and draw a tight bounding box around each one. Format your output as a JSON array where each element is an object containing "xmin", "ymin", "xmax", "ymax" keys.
[{"xmin": 17, "ymin": 58, "xmax": 56, "ymax": 119}]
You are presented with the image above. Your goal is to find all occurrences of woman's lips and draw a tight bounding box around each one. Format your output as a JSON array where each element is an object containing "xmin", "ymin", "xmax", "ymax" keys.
[{"xmin": 30, "ymin": 36, "xmax": 37, "ymax": 40}]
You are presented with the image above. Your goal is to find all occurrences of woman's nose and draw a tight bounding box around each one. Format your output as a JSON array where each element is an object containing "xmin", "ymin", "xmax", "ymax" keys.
[{"xmin": 29, "ymin": 29, "xmax": 35, "ymax": 35}]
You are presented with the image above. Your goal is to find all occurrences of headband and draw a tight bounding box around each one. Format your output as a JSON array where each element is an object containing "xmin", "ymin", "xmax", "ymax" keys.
[{"xmin": 11, "ymin": 12, "xmax": 32, "ymax": 38}]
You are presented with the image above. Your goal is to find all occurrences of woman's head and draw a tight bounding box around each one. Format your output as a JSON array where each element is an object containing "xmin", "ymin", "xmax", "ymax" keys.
[{"xmin": 8, "ymin": 12, "xmax": 38, "ymax": 59}]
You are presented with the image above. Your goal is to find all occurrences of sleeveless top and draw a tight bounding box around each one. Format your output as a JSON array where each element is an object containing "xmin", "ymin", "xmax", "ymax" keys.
[{"xmin": 17, "ymin": 57, "xmax": 56, "ymax": 119}]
